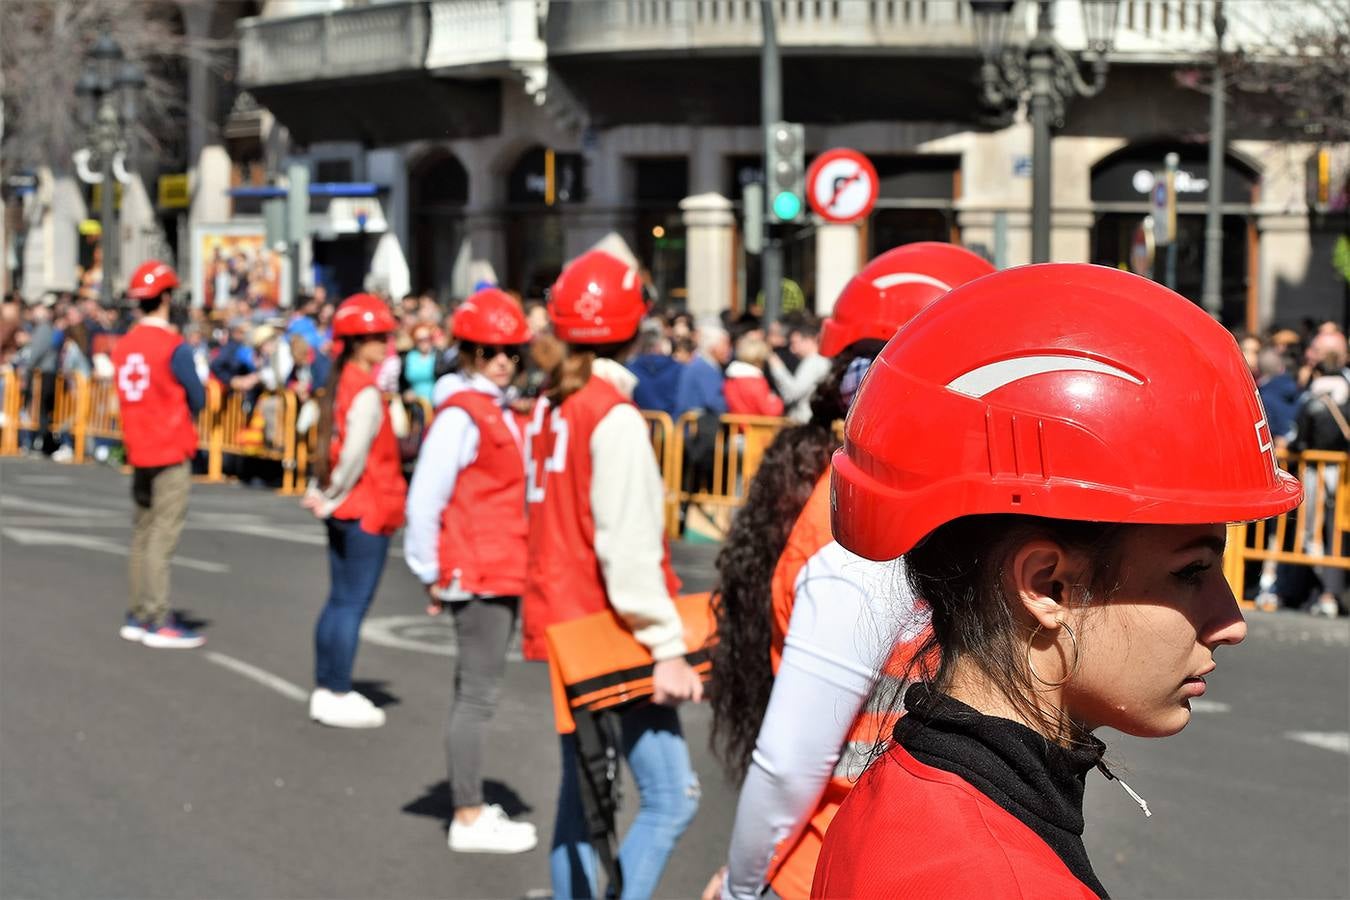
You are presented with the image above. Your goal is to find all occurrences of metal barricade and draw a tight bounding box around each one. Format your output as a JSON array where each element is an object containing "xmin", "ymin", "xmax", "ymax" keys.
[
  {"xmin": 671, "ymin": 411, "xmax": 791, "ymax": 539},
  {"xmin": 215, "ymin": 388, "xmax": 300, "ymax": 493},
  {"xmin": 1223, "ymin": 449, "xmax": 1350, "ymax": 602},
  {"xmin": 0, "ymin": 368, "xmax": 20, "ymax": 455},
  {"xmin": 50, "ymin": 372, "xmax": 89, "ymax": 462},
  {"xmin": 640, "ymin": 410, "xmax": 680, "ymax": 538}
]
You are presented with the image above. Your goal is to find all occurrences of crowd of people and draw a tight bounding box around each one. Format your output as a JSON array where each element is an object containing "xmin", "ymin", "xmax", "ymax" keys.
[{"xmin": 1, "ymin": 238, "xmax": 1345, "ymax": 899}]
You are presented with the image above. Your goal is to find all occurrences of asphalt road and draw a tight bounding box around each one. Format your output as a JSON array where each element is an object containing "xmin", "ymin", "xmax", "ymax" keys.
[{"xmin": 1, "ymin": 456, "xmax": 1347, "ymax": 900}]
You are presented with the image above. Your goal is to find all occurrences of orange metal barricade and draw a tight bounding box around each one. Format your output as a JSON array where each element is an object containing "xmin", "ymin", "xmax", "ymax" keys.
[
  {"xmin": 670, "ymin": 411, "xmax": 792, "ymax": 539},
  {"xmin": 215, "ymin": 388, "xmax": 299, "ymax": 493},
  {"xmin": 640, "ymin": 410, "xmax": 680, "ymax": 538},
  {"xmin": 50, "ymin": 372, "xmax": 89, "ymax": 462},
  {"xmin": 1223, "ymin": 449, "xmax": 1350, "ymax": 602},
  {"xmin": 0, "ymin": 368, "xmax": 20, "ymax": 455}
]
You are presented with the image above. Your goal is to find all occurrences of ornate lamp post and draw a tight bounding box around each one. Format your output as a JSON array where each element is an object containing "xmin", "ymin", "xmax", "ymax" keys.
[
  {"xmin": 970, "ymin": 1, "xmax": 1120, "ymax": 263},
  {"xmin": 75, "ymin": 33, "xmax": 145, "ymax": 306}
]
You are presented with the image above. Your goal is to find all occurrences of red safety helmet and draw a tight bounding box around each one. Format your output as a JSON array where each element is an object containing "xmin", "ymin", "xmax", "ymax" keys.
[
  {"xmin": 832, "ymin": 263, "xmax": 1303, "ymax": 561},
  {"xmin": 452, "ymin": 287, "xmax": 531, "ymax": 345},
  {"xmin": 548, "ymin": 249, "xmax": 647, "ymax": 344},
  {"xmin": 126, "ymin": 260, "xmax": 180, "ymax": 301},
  {"xmin": 332, "ymin": 293, "xmax": 397, "ymax": 338},
  {"xmin": 819, "ymin": 242, "xmax": 995, "ymax": 358}
]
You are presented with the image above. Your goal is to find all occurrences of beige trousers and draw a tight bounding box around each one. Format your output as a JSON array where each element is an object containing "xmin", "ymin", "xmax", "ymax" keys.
[{"xmin": 128, "ymin": 462, "xmax": 191, "ymax": 625}]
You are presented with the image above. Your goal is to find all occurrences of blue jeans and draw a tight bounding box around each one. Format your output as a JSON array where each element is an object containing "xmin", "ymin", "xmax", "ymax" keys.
[
  {"xmin": 314, "ymin": 517, "xmax": 390, "ymax": 693},
  {"xmin": 551, "ymin": 703, "xmax": 700, "ymax": 900}
]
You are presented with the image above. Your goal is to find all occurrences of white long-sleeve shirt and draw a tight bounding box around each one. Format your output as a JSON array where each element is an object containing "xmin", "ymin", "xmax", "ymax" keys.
[
  {"xmin": 588, "ymin": 357, "xmax": 687, "ymax": 661},
  {"xmin": 312, "ymin": 385, "xmax": 383, "ymax": 518},
  {"xmin": 768, "ymin": 352, "xmax": 832, "ymax": 423},
  {"xmin": 403, "ymin": 374, "xmax": 518, "ymax": 597},
  {"xmin": 723, "ymin": 543, "xmax": 925, "ymax": 900}
]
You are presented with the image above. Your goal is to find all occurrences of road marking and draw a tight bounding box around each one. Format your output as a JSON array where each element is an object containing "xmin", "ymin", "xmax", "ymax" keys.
[
  {"xmin": 1189, "ymin": 700, "xmax": 1231, "ymax": 713},
  {"xmin": 219, "ymin": 522, "xmax": 405, "ymax": 557},
  {"xmin": 1285, "ymin": 731, "xmax": 1350, "ymax": 755},
  {"xmin": 204, "ymin": 651, "xmax": 308, "ymax": 703},
  {"xmin": 1, "ymin": 527, "xmax": 230, "ymax": 573},
  {"xmin": 13, "ymin": 474, "xmax": 74, "ymax": 485},
  {"xmin": 0, "ymin": 495, "xmax": 122, "ymax": 517},
  {"xmin": 360, "ymin": 614, "xmax": 522, "ymax": 660}
]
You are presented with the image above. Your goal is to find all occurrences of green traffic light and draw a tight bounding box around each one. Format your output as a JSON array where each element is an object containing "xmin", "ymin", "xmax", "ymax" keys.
[{"xmin": 772, "ymin": 191, "xmax": 801, "ymax": 221}]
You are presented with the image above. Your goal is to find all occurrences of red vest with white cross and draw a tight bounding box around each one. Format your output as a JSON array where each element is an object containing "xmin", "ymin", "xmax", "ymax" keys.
[
  {"xmin": 435, "ymin": 389, "xmax": 528, "ymax": 597},
  {"xmin": 111, "ymin": 322, "xmax": 199, "ymax": 468},
  {"xmin": 522, "ymin": 375, "xmax": 681, "ymax": 661}
]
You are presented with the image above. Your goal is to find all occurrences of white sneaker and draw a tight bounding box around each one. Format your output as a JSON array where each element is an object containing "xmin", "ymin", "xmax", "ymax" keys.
[
  {"xmin": 448, "ymin": 805, "xmax": 538, "ymax": 854},
  {"xmin": 51, "ymin": 445, "xmax": 73, "ymax": 463},
  {"xmin": 310, "ymin": 689, "xmax": 386, "ymax": 728}
]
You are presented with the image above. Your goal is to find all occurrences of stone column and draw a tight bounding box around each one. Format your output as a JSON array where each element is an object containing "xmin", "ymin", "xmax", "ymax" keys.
[
  {"xmin": 680, "ymin": 193, "xmax": 734, "ymax": 319},
  {"xmin": 814, "ymin": 221, "xmax": 861, "ymax": 314},
  {"xmin": 183, "ymin": 2, "xmax": 231, "ymax": 283},
  {"xmin": 461, "ymin": 209, "xmax": 508, "ymax": 292},
  {"xmin": 366, "ymin": 148, "xmax": 411, "ymax": 299}
]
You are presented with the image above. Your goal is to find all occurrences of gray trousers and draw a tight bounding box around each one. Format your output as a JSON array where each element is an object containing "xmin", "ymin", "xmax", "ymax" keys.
[
  {"xmin": 128, "ymin": 462, "xmax": 191, "ymax": 625},
  {"xmin": 447, "ymin": 595, "xmax": 519, "ymax": 809}
]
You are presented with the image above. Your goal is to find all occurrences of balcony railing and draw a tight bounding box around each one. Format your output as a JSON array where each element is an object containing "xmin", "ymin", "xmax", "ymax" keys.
[
  {"xmin": 238, "ymin": 1, "xmax": 429, "ymax": 88},
  {"xmin": 545, "ymin": 0, "xmax": 995, "ymax": 57},
  {"xmin": 425, "ymin": 0, "xmax": 546, "ymax": 72}
]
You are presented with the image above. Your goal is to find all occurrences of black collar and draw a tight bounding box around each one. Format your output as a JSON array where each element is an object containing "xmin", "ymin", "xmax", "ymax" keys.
[{"xmin": 896, "ymin": 683, "xmax": 1109, "ymax": 899}]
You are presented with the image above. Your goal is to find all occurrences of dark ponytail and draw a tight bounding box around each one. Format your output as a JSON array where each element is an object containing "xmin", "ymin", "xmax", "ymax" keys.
[
  {"xmin": 311, "ymin": 341, "xmax": 356, "ymax": 489},
  {"xmin": 709, "ymin": 340, "xmax": 884, "ymax": 782}
]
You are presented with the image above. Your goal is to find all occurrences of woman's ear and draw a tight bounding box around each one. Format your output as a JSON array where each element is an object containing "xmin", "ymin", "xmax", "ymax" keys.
[{"xmin": 1010, "ymin": 540, "xmax": 1073, "ymax": 630}]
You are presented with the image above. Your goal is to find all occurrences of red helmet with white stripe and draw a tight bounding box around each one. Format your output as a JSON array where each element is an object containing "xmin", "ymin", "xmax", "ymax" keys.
[
  {"xmin": 819, "ymin": 242, "xmax": 994, "ymax": 358},
  {"xmin": 452, "ymin": 287, "xmax": 531, "ymax": 345},
  {"xmin": 548, "ymin": 249, "xmax": 647, "ymax": 344},
  {"xmin": 831, "ymin": 263, "xmax": 1303, "ymax": 561},
  {"xmin": 126, "ymin": 260, "xmax": 180, "ymax": 301},
  {"xmin": 332, "ymin": 293, "xmax": 397, "ymax": 338}
]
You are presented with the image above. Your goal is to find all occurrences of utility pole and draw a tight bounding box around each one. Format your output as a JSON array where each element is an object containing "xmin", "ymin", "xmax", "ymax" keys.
[
  {"xmin": 1200, "ymin": 0, "xmax": 1227, "ymax": 319},
  {"xmin": 760, "ymin": 0, "xmax": 782, "ymax": 323},
  {"xmin": 1028, "ymin": 0, "xmax": 1056, "ymax": 264}
]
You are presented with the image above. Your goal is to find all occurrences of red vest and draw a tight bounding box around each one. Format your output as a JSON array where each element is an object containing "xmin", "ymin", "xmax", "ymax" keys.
[
  {"xmin": 330, "ymin": 364, "xmax": 407, "ymax": 535},
  {"xmin": 812, "ymin": 744, "xmax": 1098, "ymax": 899},
  {"xmin": 522, "ymin": 375, "xmax": 680, "ymax": 661},
  {"xmin": 111, "ymin": 322, "xmax": 199, "ymax": 468},
  {"xmin": 435, "ymin": 390, "xmax": 528, "ymax": 596}
]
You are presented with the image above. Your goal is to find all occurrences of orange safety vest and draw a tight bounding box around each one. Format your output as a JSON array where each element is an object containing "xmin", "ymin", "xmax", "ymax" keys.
[{"xmin": 764, "ymin": 473, "xmax": 912, "ymax": 900}]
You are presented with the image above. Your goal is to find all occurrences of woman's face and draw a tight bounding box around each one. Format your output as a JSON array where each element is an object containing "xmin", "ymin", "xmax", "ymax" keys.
[
  {"xmin": 355, "ymin": 334, "xmax": 389, "ymax": 368},
  {"xmin": 1060, "ymin": 523, "xmax": 1245, "ymax": 738},
  {"xmin": 473, "ymin": 345, "xmax": 519, "ymax": 389}
]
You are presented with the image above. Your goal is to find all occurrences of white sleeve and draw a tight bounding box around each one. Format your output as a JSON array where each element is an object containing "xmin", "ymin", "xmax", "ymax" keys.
[
  {"xmin": 767, "ymin": 353, "xmax": 830, "ymax": 408},
  {"xmin": 589, "ymin": 403, "xmax": 687, "ymax": 661},
  {"xmin": 722, "ymin": 544, "xmax": 915, "ymax": 900},
  {"xmin": 403, "ymin": 408, "xmax": 479, "ymax": 585},
  {"xmin": 317, "ymin": 386, "xmax": 384, "ymax": 516}
]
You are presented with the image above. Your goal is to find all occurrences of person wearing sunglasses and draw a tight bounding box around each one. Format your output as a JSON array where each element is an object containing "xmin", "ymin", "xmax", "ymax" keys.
[{"xmin": 403, "ymin": 287, "xmax": 536, "ymax": 854}]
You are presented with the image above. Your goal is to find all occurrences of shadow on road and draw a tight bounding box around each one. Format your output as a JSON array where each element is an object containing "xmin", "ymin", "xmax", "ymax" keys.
[
  {"xmin": 174, "ymin": 608, "xmax": 212, "ymax": 633},
  {"xmin": 351, "ymin": 679, "xmax": 400, "ymax": 709},
  {"xmin": 402, "ymin": 779, "xmax": 535, "ymax": 825}
]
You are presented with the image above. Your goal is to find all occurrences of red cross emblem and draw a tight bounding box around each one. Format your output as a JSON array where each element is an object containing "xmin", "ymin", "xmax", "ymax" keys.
[
  {"xmin": 524, "ymin": 400, "xmax": 569, "ymax": 503},
  {"xmin": 118, "ymin": 353, "xmax": 151, "ymax": 402}
]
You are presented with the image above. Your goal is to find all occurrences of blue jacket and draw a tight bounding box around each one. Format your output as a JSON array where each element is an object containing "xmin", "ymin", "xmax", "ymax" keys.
[
  {"xmin": 674, "ymin": 355, "xmax": 727, "ymax": 419},
  {"xmin": 1259, "ymin": 372, "xmax": 1301, "ymax": 440},
  {"xmin": 627, "ymin": 354, "xmax": 685, "ymax": 418}
]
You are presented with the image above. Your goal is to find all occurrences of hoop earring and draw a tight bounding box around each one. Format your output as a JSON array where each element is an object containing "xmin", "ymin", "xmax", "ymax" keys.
[{"xmin": 1027, "ymin": 621, "xmax": 1079, "ymax": 689}]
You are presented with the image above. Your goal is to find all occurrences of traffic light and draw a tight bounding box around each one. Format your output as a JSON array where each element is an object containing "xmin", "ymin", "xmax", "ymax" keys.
[{"xmin": 767, "ymin": 121, "xmax": 805, "ymax": 223}]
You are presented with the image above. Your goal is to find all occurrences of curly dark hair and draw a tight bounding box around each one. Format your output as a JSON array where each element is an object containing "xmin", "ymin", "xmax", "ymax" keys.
[{"xmin": 708, "ymin": 340, "xmax": 884, "ymax": 782}]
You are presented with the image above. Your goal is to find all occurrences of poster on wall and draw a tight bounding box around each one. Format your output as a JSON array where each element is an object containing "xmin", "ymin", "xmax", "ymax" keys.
[{"xmin": 190, "ymin": 222, "xmax": 290, "ymax": 311}]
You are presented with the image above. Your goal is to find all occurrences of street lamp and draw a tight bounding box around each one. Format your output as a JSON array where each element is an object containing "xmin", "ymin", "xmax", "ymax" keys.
[
  {"xmin": 970, "ymin": 0, "xmax": 1120, "ymax": 263},
  {"xmin": 74, "ymin": 32, "xmax": 144, "ymax": 306}
]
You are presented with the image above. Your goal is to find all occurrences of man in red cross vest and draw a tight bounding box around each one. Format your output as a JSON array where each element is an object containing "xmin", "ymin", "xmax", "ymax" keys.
[{"xmin": 111, "ymin": 260, "xmax": 207, "ymax": 648}]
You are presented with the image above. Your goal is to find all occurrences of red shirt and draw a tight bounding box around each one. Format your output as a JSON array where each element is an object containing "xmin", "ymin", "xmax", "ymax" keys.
[
  {"xmin": 435, "ymin": 390, "xmax": 527, "ymax": 596},
  {"xmin": 330, "ymin": 364, "xmax": 406, "ymax": 535},
  {"xmin": 111, "ymin": 321, "xmax": 199, "ymax": 468},
  {"xmin": 522, "ymin": 375, "xmax": 679, "ymax": 661},
  {"xmin": 813, "ymin": 744, "xmax": 1099, "ymax": 899},
  {"xmin": 724, "ymin": 365, "xmax": 785, "ymax": 417}
]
